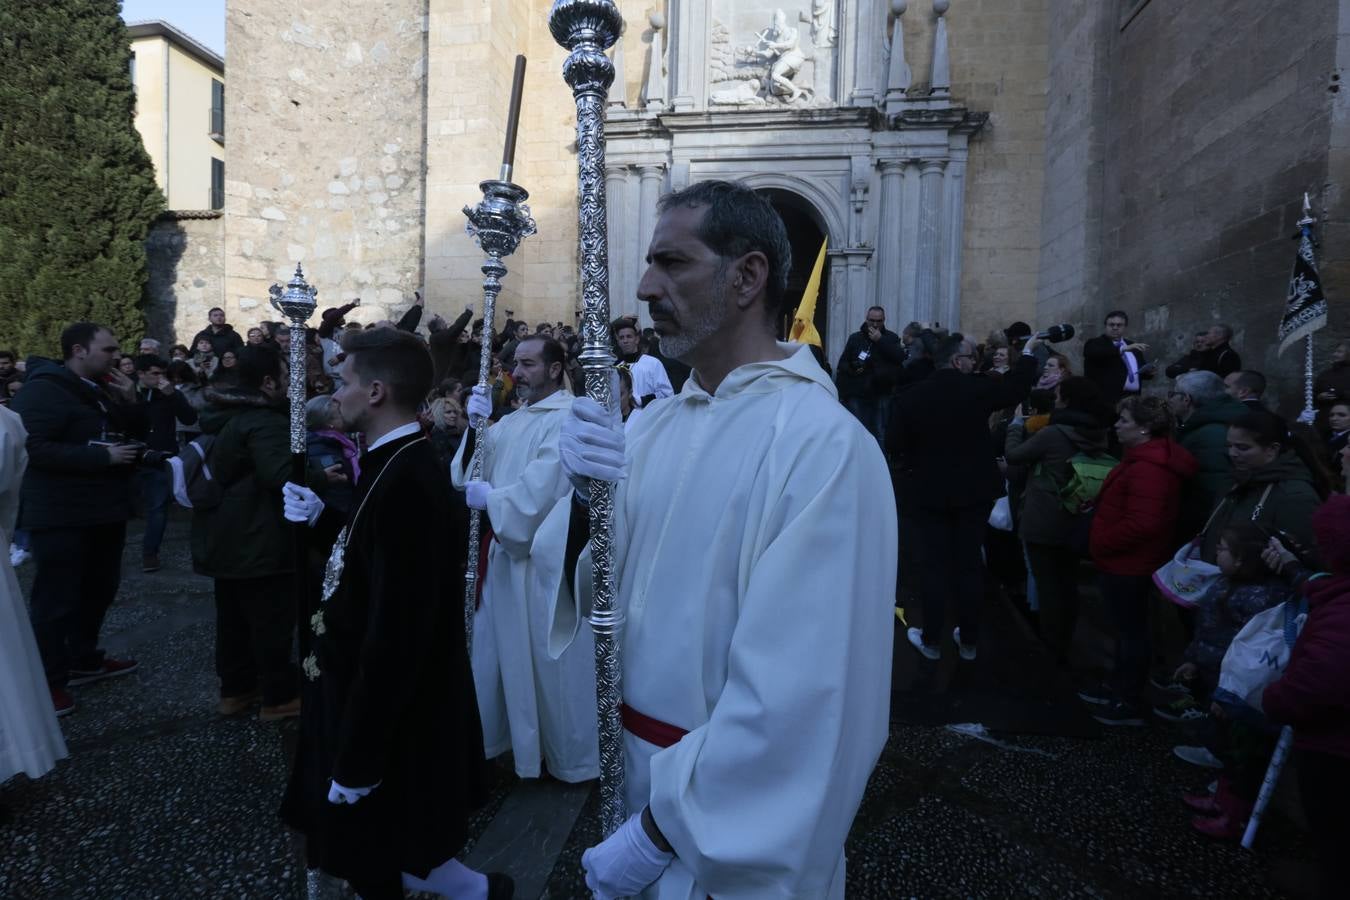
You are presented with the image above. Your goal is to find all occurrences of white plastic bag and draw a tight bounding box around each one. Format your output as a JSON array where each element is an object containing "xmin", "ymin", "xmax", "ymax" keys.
[
  {"xmin": 1217, "ymin": 600, "xmax": 1308, "ymax": 712},
  {"xmin": 988, "ymin": 495, "xmax": 1013, "ymax": 532}
]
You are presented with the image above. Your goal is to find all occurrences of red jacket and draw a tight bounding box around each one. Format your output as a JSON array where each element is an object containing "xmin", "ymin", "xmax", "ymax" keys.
[
  {"xmin": 1263, "ymin": 573, "xmax": 1350, "ymax": 759},
  {"xmin": 1090, "ymin": 437, "xmax": 1198, "ymax": 575}
]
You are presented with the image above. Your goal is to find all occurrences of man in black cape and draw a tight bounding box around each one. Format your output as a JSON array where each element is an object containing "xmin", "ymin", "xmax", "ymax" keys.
[{"xmin": 281, "ymin": 327, "xmax": 511, "ymax": 899}]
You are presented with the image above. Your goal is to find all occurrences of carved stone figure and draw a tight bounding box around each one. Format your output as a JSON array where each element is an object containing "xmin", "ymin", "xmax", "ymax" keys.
[
  {"xmin": 710, "ymin": 77, "xmax": 768, "ymax": 106},
  {"xmin": 742, "ymin": 9, "xmax": 811, "ymax": 103},
  {"xmin": 800, "ymin": 0, "xmax": 836, "ymax": 48}
]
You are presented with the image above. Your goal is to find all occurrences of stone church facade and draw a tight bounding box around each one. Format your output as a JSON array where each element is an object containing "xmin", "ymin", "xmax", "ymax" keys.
[{"xmin": 162, "ymin": 0, "xmax": 1343, "ymax": 406}]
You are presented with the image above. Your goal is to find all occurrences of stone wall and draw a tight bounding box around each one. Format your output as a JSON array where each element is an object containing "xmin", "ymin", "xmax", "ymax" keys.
[
  {"xmin": 144, "ymin": 212, "xmax": 226, "ymax": 345},
  {"xmin": 1091, "ymin": 0, "xmax": 1346, "ymax": 411},
  {"xmin": 223, "ymin": 0, "xmax": 428, "ymax": 328}
]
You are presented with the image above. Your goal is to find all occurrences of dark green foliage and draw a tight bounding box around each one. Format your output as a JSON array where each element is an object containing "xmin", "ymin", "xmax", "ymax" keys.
[{"xmin": 0, "ymin": 0, "xmax": 164, "ymax": 357}]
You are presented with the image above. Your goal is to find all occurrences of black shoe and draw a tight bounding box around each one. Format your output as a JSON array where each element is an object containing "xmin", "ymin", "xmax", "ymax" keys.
[
  {"xmin": 1077, "ymin": 684, "xmax": 1113, "ymax": 705},
  {"xmin": 486, "ymin": 872, "xmax": 514, "ymax": 900},
  {"xmin": 1093, "ymin": 701, "xmax": 1146, "ymax": 726}
]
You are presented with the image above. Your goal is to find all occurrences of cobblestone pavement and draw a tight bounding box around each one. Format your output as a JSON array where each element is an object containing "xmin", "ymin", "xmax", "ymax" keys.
[{"xmin": 0, "ymin": 514, "xmax": 1318, "ymax": 898}]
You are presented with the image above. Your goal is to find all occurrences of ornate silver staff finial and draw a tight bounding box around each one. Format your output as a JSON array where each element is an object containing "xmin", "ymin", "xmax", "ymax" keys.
[
  {"xmin": 460, "ymin": 181, "xmax": 537, "ymax": 656},
  {"xmin": 550, "ymin": 0, "xmax": 627, "ymax": 838},
  {"xmin": 269, "ymin": 264, "xmax": 318, "ymax": 453}
]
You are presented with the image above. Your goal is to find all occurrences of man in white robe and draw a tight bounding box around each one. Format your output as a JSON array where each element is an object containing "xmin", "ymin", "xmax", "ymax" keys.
[
  {"xmin": 454, "ymin": 335, "xmax": 598, "ymax": 783},
  {"xmin": 555, "ymin": 181, "xmax": 897, "ymax": 899},
  {"xmin": 613, "ymin": 318, "xmax": 673, "ymax": 409}
]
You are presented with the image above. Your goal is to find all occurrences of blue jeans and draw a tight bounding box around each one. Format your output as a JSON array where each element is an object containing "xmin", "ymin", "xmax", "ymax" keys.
[
  {"xmin": 136, "ymin": 467, "xmax": 171, "ymax": 558},
  {"xmin": 844, "ymin": 395, "xmax": 888, "ymax": 447}
]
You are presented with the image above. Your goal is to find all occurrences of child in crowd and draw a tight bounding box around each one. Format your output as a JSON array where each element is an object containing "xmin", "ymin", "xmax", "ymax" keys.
[{"xmin": 1175, "ymin": 522, "xmax": 1294, "ymax": 840}]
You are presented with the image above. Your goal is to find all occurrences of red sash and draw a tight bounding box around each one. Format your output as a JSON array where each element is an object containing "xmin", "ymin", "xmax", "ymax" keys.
[
  {"xmin": 475, "ymin": 521, "xmax": 495, "ymax": 610},
  {"xmin": 620, "ymin": 703, "xmax": 688, "ymax": 749}
]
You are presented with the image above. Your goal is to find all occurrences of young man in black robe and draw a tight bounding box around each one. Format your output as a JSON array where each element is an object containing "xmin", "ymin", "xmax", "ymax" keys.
[{"xmin": 281, "ymin": 327, "xmax": 511, "ymax": 899}]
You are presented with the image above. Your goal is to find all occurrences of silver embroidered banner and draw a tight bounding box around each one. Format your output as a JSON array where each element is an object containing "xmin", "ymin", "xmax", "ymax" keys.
[{"xmin": 550, "ymin": 0, "xmax": 627, "ymax": 837}]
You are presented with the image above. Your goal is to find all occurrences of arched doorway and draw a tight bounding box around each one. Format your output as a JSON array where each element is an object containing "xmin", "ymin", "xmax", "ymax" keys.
[{"xmin": 757, "ymin": 188, "xmax": 830, "ymax": 352}]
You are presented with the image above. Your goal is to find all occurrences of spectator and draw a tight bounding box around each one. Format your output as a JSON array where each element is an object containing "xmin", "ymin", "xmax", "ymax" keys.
[
  {"xmin": 1199, "ymin": 408, "xmax": 1331, "ymax": 565},
  {"xmin": 1321, "ymin": 400, "xmax": 1350, "ymax": 480},
  {"xmin": 0, "ymin": 351, "xmax": 21, "ymax": 396},
  {"xmin": 246, "ymin": 327, "xmax": 265, "ymax": 346},
  {"xmin": 836, "ymin": 307, "xmax": 903, "ymax": 445},
  {"xmin": 1034, "ymin": 352, "xmax": 1073, "ymax": 391},
  {"xmin": 191, "ymin": 307, "xmax": 245, "ymax": 358},
  {"xmin": 425, "ymin": 395, "xmax": 466, "ymax": 472},
  {"xmin": 169, "ymin": 344, "xmax": 190, "ymax": 362},
  {"xmin": 191, "ymin": 338, "xmax": 218, "ymax": 383},
  {"xmin": 985, "ymin": 346, "xmax": 1011, "ymax": 375},
  {"xmin": 1004, "ymin": 377, "xmax": 1111, "ymax": 666},
  {"xmin": 138, "ymin": 338, "xmax": 161, "ymax": 356},
  {"xmin": 1201, "ymin": 324, "xmax": 1241, "ymax": 378},
  {"xmin": 1166, "ymin": 332, "xmax": 1211, "ymax": 378},
  {"xmin": 427, "ymin": 305, "xmax": 476, "ymax": 388},
  {"xmin": 167, "ymin": 360, "xmax": 205, "ymax": 444},
  {"xmin": 1083, "ymin": 310, "xmax": 1150, "ymax": 406},
  {"xmin": 190, "ymin": 345, "xmax": 317, "ymax": 721},
  {"xmin": 11, "ymin": 322, "xmax": 147, "ymax": 717},
  {"xmin": 1223, "ymin": 370, "xmax": 1266, "ymax": 408},
  {"xmin": 612, "ymin": 317, "xmax": 673, "ymax": 409},
  {"xmin": 890, "ymin": 333, "xmax": 1040, "ymax": 660},
  {"xmin": 117, "ymin": 355, "xmax": 137, "ymax": 378},
  {"xmin": 1085, "ymin": 396, "xmax": 1197, "ymax": 724},
  {"xmin": 1262, "ymin": 493, "xmax": 1350, "ymax": 899},
  {"xmin": 216, "ymin": 349, "xmax": 239, "ymax": 377},
  {"xmin": 305, "ymin": 395, "xmax": 357, "ymax": 519},
  {"xmin": 1313, "ymin": 340, "xmax": 1350, "ymax": 427},
  {"xmin": 1171, "ymin": 371, "xmax": 1247, "ymax": 538},
  {"xmin": 133, "ymin": 354, "xmax": 197, "ymax": 572}
]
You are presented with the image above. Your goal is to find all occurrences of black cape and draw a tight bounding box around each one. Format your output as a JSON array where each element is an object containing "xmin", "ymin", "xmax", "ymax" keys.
[{"xmin": 280, "ymin": 431, "xmax": 487, "ymax": 898}]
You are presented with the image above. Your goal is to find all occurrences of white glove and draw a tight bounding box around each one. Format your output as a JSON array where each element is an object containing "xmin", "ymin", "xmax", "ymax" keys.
[
  {"xmin": 466, "ymin": 384, "xmax": 492, "ymax": 427},
  {"xmin": 560, "ymin": 396, "xmax": 626, "ymax": 496},
  {"xmin": 283, "ymin": 482, "xmax": 324, "ymax": 527},
  {"xmin": 326, "ymin": 779, "xmax": 378, "ymax": 806},
  {"xmin": 465, "ymin": 480, "xmax": 492, "ymax": 511},
  {"xmin": 582, "ymin": 812, "xmax": 674, "ymax": 900}
]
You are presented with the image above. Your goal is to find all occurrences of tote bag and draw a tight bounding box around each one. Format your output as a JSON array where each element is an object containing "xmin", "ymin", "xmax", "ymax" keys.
[
  {"xmin": 1153, "ymin": 485, "xmax": 1273, "ymax": 608},
  {"xmin": 1216, "ymin": 597, "xmax": 1308, "ymax": 712}
]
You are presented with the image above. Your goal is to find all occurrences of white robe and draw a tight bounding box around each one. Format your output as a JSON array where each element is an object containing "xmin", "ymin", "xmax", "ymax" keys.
[
  {"xmin": 554, "ymin": 344, "xmax": 897, "ymax": 899},
  {"xmin": 629, "ymin": 354, "xmax": 673, "ymax": 407},
  {"xmin": 0, "ymin": 407, "xmax": 68, "ymax": 783},
  {"xmin": 453, "ymin": 389, "xmax": 598, "ymax": 782}
]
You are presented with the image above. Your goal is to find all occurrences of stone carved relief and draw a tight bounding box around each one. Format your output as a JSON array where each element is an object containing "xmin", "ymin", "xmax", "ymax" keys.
[{"xmin": 707, "ymin": 4, "xmax": 833, "ymax": 108}]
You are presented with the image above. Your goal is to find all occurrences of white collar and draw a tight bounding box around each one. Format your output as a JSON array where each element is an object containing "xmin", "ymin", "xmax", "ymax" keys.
[{"xmin": 367, "ymin": 420, "xmax": 421, "ymax": 453}]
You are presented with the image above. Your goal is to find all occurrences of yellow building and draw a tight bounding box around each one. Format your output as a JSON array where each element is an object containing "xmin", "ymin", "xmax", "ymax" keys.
[{"xmin": 128, "ymin": 20, "xmax": 225, "ymax": 212}]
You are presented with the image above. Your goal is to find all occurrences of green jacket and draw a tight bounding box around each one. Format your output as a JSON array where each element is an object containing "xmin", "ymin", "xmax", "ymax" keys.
[
  {"xmin": 1177, "ymin": 395, "xmax": 1246, "ymax": 537},
  {"xmin": 190, "ymin": 386, "xmax": 313, "ymax": 579},
  {"xmin": 1005, "ymin": 410, "xmax": 1110, "ymax": 547},
  {"xmin": 1198, "ymin": 453, "xmax": 1324, "ymax": 563}
]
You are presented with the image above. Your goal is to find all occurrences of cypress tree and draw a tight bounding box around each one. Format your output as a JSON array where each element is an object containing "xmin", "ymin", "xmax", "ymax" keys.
[{"xmin": 0, "ymin": 0, "xmax": 164, "ymax": 358}]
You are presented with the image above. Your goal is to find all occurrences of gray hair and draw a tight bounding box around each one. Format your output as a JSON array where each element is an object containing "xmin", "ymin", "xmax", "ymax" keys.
[
  {"xmin": 1175, "ymin": 370, "xmax": 1228, "ymax": 407},
  {"xmin": 657, "ymin": 180, "xmax": 792, "ymax": 315},
  {"xmin": 305, "ymin": 395, "xmax": 336, "ymax": 430}
]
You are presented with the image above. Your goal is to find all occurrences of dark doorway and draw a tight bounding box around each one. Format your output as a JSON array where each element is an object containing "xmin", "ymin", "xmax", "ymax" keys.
[{"xmin": 757, "ymin": 189, "xmax": 829, "ymax": 353}]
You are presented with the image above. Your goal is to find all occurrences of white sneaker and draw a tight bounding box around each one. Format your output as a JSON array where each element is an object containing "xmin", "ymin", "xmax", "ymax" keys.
[
  {"xmin": 906, "ymin": 627, "xmax": 940, "ymax": 660},
  {"xmin": 952, "ymin": 627, "xmax": 977, "ymax": 661},
  {"xmin": 1172, "ymin": 745, "xmax": 1223, "ymax": 769},
  {"xmin": 9, "ymin": 544, "xmax": 29, "ymax": 567}
]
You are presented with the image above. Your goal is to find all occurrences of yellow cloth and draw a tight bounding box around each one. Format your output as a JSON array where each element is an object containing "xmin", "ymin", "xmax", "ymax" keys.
[{"xmin": 788, "ymin": 238, "xmax": 827, "ymax": 348}]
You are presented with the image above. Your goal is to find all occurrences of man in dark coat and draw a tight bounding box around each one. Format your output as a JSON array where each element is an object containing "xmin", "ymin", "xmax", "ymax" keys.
[
  {"xmin": 836, "ymin": 306, "xmax": 903, "ymax": 444},
  {"xmin": 133, "ymin": 354, "xmax": 197, "ymax": 572},
  {"xmin": 11, "ymin": 322, "xmax": 147, "ymax": 716},
  {"xmin": 1082, "ymin": 310, "xmax": 1150, "ymax": 406},
  {"xmin": 889, "ymin": 333, "xmax": 1040, "ymax": 659},
  {"xmin": 281, "ymin": 327, "xmax": 509, "ymax": 900},
  {"xmin": 190, "ymin": 307, "xmax": 245, "ymax": 358}
]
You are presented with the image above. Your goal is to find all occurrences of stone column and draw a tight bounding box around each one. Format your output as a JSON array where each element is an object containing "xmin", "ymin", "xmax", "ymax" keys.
[
  {"xmin": 606, "ymin": 164, "xmax": 633, "ymax": 319},
  {"xmin": 635, "ymin": 164, "xmax": 666, "ymax": 327},
  {"xmin": 938, "ymin": 154, "xmax": 968, "ymax": 331},
  {"xmin": 671, "ymin": 0, "xmax": 708, "ymax": 110},
  {"xmin": 847, "ymin": 251, "xmax": 872, "ymax": 337},
  {"xmin": 874, "ymin": 159, "xmax": 906, "ymax": 321},
  {"xmin": 826, "ymin": 253, "xmax": 850, "ymax": 366},
  {"xmin": 914, "ymin": 159, "xmax": 947, "ymax": 325},
  {"xmin": 898, "ymin": 159, "xmax": 922, "ymax": 323}
]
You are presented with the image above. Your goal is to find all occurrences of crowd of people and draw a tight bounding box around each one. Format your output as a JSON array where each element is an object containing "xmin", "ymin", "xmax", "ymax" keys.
[{"xmin": 0, "ymin": 180, "xmax": 1346, "ymax": 898}]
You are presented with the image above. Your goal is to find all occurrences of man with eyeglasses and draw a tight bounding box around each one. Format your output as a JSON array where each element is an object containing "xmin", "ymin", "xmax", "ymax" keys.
[
  {"xmin": 889, "ymin": 332, "xmax": 1041, "ymax": 661},
  {"xmin": 1083, "ymin": 310, "xmax": 1152, "ymax": 405}
]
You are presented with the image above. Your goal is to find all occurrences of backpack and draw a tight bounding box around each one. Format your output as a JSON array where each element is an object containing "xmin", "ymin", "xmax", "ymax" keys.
[
  {"xmin": 1057, "ymin": 452, "xmax": 1118, "ymax": 513},
  {"xmin": 167, "ymin": 435, "xmax": 224, "ymax": 509}
]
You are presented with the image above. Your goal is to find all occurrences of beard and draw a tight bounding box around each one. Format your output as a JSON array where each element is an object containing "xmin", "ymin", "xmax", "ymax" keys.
[{"xmin": 653, "ymin": 270, "xmax": 730, "ymax": 361}]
